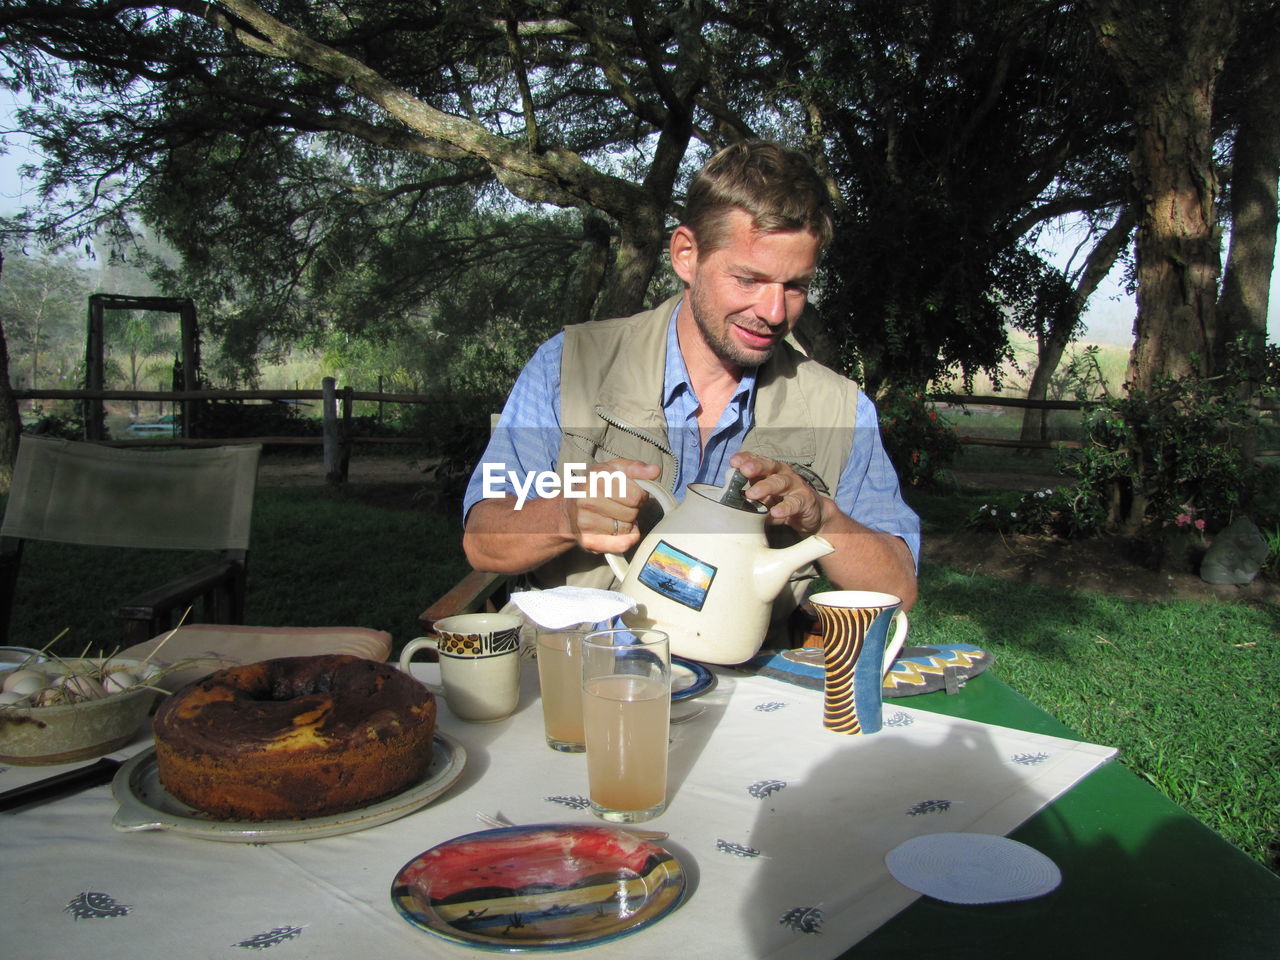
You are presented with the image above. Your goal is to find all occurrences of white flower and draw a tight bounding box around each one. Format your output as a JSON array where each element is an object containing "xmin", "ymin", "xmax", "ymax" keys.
[
  {"xmin": 990, "ymin": 509, "xmax": 997, "ymax": 516},
  {"xmin": 1011, "ymin": 512, "xmax": 1018, "ymax": 519}
]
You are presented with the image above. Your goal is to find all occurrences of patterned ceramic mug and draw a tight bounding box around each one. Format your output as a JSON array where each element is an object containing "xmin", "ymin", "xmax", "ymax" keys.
[
  {"xmin": 400, "ymin": 613, "xmax": 523, "ymax": 722},
  {"xmin": 809, "ymin": 591, "xmax": 909, "ymax": 735}
]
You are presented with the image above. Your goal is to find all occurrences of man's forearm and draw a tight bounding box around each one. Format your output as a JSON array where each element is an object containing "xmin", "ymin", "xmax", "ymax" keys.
[
  {"xmin": 462, "ymin": 459, "xmax": 660, "ymax": 575},
  {"xmin": 461, "ymin": 496, "xmax": 575, "ymax": 575},
  {"xmin": 815, "ymin": 499, "xmax": 919, "ymax": 609}
]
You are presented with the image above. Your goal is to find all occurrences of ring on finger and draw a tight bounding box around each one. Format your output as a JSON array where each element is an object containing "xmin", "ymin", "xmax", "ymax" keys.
[{"xmin": 612, "ymin": 518, "xmax": 620, "ymax": 535}]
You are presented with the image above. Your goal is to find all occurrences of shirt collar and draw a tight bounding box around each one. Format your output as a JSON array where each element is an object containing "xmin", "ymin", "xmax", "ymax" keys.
[{"xmin": 662, "ymin": 302, "xmax": 759, "ymax": 411}]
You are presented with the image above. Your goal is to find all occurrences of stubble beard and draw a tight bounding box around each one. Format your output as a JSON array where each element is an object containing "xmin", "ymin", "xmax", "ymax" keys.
[{"xmin": 689, "ymin": 280, "xmax": 777, "ymax": 371}]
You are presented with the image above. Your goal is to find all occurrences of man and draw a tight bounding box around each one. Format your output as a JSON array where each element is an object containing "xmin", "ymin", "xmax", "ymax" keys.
[{"xmin": 462, "ymin": 140, "xmax": 919, "ymax": 629}]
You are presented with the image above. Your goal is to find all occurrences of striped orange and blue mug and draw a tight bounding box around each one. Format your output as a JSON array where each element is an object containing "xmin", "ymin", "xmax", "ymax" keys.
[{"xmin": 809, "ymin": 591, "xmax": 909, "ymax": 735}]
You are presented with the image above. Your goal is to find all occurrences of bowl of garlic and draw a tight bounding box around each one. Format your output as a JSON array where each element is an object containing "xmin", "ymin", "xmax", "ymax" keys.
[{"xmin": 0, "ymin": 656, "xmax": 164, "ymax": 765}]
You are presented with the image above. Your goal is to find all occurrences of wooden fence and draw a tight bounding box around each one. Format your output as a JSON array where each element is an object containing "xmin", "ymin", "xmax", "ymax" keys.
[
  {"xmin": 13, "ymin": 383, "xmax": 1280, "ymax": 478},
  {"xmin": 930, "ymin": 391, "xmax": 1280, "ymax": 457},
  {"xmin": 12, "ymin": 378, "xmax": 423, "ymax": 483}
]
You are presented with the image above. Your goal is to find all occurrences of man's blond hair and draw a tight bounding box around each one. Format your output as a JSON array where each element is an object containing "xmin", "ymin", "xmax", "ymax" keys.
[{"xmin": 681, "ymin": 140, "xmax": 834, "ymax": 256}]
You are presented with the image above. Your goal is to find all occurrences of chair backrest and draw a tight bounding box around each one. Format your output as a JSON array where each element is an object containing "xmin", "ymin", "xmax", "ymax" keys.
[{"xmin": 1, "ymin": 437, "xmax": 261, "ymax": 552}]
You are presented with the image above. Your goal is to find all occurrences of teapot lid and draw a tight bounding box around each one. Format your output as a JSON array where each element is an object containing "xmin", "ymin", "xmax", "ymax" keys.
[{"xmin": 715, "ymin": 468, "xmax": 756, "ymax": 512}]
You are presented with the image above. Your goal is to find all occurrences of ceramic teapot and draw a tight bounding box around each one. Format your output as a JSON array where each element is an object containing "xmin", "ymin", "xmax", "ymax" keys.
[{"xmin": 605, "ymin": 469, "xmax": 835, "ymax": 664}]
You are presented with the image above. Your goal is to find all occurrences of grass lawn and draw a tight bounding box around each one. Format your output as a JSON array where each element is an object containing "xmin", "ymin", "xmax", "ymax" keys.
[
  {"xmin": 4, "ymin": 482, "xmax": 473, "ymax": 655},
  {"xmin": 906, "ymin": 474, "xmax": 1280, "ymax": 875},
  {"xmin": 4, "ymin": 451, "xmax": 1277, "ymax": 874},
  {"xmin": 910, "ymin": 562, "xmax": 1279, "ymax": 872}
]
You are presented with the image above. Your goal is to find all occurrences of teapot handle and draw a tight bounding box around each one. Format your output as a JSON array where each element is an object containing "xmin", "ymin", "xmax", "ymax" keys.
[{"xmin": 604, "ymin": 478, "xmax": 677, "ymax": 582}]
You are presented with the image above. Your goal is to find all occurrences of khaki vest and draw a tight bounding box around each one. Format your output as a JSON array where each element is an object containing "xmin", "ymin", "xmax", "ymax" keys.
[{"xmin": 535, "ymin": 295, "xmax": 862, "ymax": 632}]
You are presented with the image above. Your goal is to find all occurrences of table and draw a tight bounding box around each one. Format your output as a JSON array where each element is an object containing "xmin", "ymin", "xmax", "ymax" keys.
[
  {"xmin": 859, "ymin": 673, "xmax": 1280, "ymax": 958},
  {"xmin": 2, "ymin": 664, "xmax": 1277, "ymax": 959}
]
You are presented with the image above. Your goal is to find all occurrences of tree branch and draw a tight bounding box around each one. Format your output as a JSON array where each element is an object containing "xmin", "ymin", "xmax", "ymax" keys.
[
  {"xmin": 178, "ymin": 0, "xmax": 644, "ymax": 214},
  {"xmin": 502, "ymin": 9, "xmax": 539, "ymax": 151}
]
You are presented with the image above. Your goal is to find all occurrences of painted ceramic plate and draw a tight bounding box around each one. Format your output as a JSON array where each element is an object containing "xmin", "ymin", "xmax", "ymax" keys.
[
  {"xmin": 110, "ymin": 731, "xmax": 465, "ymax": 843},
  {"xmin": 671, "ymin": 656, "xmax": 714, "ymax": 701},
  {"xmin": 392, "ymin": 823, "xmax": 686, "ymax": 951}
]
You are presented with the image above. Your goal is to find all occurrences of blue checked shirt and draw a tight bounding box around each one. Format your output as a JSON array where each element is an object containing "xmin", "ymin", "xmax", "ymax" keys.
[{"xmin": 463, "ymin": 309, "xmax": 921, "ymax": 566}]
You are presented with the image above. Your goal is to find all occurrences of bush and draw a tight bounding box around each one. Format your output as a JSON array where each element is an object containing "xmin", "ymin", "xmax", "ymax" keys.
[
  {"xmin": 398, "ymin": 395, "xmax": 493, "ymax": 503},
  {"xmin": 967, "ymin": 485, "xmax": 1107, "ymax": 539},
  {"xmin": 878, "ymin": 390, "xmax": 961, "ymax": 487},
  {"xmin": 1055, "ymin": 340, "xmax": 1280, "ymax": 538},
  {"xmin": 22, "ymin": 410, "xmax": 84, "ymax": 440},
  {"xmin": 192, "ymin": 399, "xmax": 319, "ymax": 438},
  {"xmin": 1061, "ymin": 379, "xmax": 1248, "ymax": 534},
  {"xmin": 1261, "ymin": 524, "xmax": 1280, "ymax": 581}
]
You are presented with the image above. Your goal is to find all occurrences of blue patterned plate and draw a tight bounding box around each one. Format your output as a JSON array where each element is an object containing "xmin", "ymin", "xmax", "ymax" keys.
[
  {"xmin": 392, "ymin": 823, "xmax": 686, "ymax": 951},
  {"xmin": 671, "ymin": 656, "xmax": 714, "ymax": 701}
]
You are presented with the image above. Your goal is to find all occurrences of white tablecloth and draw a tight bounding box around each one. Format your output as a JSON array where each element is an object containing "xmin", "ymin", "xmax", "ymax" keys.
[{"xmin": 0, "ymin": 663, "xmax": 1115, "ymax": 959}]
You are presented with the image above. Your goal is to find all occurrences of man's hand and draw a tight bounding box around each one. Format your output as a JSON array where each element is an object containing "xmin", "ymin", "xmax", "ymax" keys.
[
  {"xmin": 729, "ymin": 451, "xmax": 828, "ymax": 535},
  {"xmin": 463, "ymin": 459, "xmax": 661, "ymax": 575},
  {"xmin": 565, "ymin": 459, "xmax": 661, "ymax": 554},
  {"xmin": 728, "ymin": 450, "xmax": 918, "ymax": 609}
]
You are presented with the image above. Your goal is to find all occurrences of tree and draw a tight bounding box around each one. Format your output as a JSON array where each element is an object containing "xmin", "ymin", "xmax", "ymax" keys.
[
  {"xmin": 1015, "ymin": 206, "xmax": 1136, "ymax": 446},
  {"xmin": 0, "ymin": 251, "xmax": 88, "ymax": 393},
  {"xmin": 17, "ymin": 0, "xmax": 1264, "ymax": 428},
  {"xmin": 0, "ymin": 252, "xmax": 20, "ymax": 491},
  {"xmin": 1, "ymin": 1, "xmax": 727, "ymax": 397},
  {"xmin": 1215, "ymin": 1, "xmax": 1280, "ymax": 375},
  {"xmin": 1083, "ymin": 0, "xmax": 1243, "ymax": 392},
  {"xmin": 3, "ymin": 1, "xmax": 1141, "ymax": 387},
  {"xmin": 708, "ymin": 0, "xmax": 1132, "ymax": 391},
  {"xmin": 2, "ymin": 1, "xmax": 705, "ymax": 318},
  {"xmin": 104, "ymin": 310, "xmax": 179, "ymax": 414}
]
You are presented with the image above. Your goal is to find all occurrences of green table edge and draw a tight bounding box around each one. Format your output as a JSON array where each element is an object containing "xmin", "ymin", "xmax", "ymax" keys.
[{"xmin": 843, "ymin": 670, "xmax": 1280, "ymax": 958}]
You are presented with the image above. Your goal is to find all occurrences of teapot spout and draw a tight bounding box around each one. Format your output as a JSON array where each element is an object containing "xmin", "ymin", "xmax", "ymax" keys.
[{"xmin": 753, "ymin": 535, "xmax": 835, "ymax": 602}]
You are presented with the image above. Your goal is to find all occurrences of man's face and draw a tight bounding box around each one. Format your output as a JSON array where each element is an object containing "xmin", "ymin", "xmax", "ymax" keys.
[{"xmin": 671, "ymin": 208, "xmax": 820, "ymax": 371}]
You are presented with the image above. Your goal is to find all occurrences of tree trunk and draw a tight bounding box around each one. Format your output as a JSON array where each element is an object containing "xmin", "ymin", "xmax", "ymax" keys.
[
  {"xmin": 567, "ymin": 214, "xmax": 613, "ymax": 326},
  {"xmin": 602, "ymin": 209, "xmax": 666, "ymax": 318},
  {"xmin": 1019, "ymin": 335, "xmax": 1069, "ymax": 446},
  {"xmin": 1216, "ymin": 13, "xmax": 1279, "ymax": 461},
  {"xmin": 1019, "ymin": 206, "xmax": 1136, "ymax": 445},
  {"xmin": 1085, "ymin": 0, "xmax": 1241, "ymax": 397},
  {"xmin": 0, "ymin": 254, "xmax": 22, "ymax": 494},
  {"xmin": 1216, "ymin": 32, "xmax": 1279, "ymax": 366}
]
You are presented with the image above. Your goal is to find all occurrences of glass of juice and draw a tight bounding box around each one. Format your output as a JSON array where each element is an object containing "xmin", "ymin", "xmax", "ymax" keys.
[
  {"xmin": 536, "ymin": 627, "xmax": 592, "ymax": 752},
  {"xmin": 581, "ymin": 628, "xmax": 671, "ymax": 823}
]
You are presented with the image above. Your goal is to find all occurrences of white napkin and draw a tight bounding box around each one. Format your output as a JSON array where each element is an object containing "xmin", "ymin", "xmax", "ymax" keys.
[
  {"xmin": 885, "ymin": 833, "xmax": 1062, "ymax": 904},
  {"xmin": 508, "ymin": 587, "xmax": 638, "ymax": 629}
]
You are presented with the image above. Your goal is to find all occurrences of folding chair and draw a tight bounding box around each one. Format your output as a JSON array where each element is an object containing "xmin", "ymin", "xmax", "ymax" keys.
[{"xmin": 0, "ymin": 436, "xmax": 262, "ymax": 646}]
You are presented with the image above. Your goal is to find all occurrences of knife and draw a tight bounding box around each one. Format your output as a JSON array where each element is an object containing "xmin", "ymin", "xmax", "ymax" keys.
[{"xmin": 0, "ymin": 757, "xmax": 122, "ymax": 812}]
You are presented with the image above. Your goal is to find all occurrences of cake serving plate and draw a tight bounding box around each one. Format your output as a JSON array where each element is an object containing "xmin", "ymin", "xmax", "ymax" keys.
[{"xmin": 110, "ymin": 731, "xmax": 466, "ymax": 842}]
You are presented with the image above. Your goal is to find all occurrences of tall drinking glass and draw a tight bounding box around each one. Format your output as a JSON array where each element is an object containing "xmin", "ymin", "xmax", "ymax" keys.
[
  {"xmin": 581, "ymin": 628, "xmax": 671, "ymax": 823},
  {"xmin": 536, "ymin": 627, "xmax": 591, "ymax": 752}
]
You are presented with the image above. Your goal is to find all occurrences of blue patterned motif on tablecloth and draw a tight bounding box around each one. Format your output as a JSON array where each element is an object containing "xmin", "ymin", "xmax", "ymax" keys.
[
  {"xmin": 65, "ymin": 892, "xmax": 130, "ymax": 920},
  {"xmin": 779, "ymin": 906, "xmax": 824, "ymax": 934},
  {"xmin": 716, "ymin": 839, "xmax": 762, "ymax": 858},
  {"xmin": 1011, "ymin": 752, "xmax": 1050, "ymax": 765},
  {"xmin": 235, "ymin": 926, "xmax": 304, "ymax": 950},
  {"xmin": 545, "ymin": 794, "xmax": 591, "ymax": 810},
  {"xmin": 906, "ymin": 799, "xmax": 953, "ymax": 816},
  {"xmin": 748, "ymin": 779, "xmax": 787, "ymax": 799}
]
